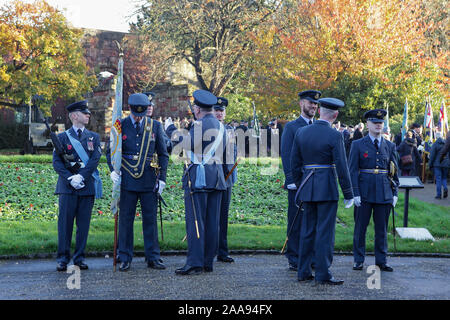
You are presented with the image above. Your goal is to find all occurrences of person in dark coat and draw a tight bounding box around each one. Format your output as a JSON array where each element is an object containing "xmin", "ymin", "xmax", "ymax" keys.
[
  {"xmin": 290, "ymin": 97, "xmax": 354, "ymax": 285},
  {"xmin": 439, "ymin": 135, "xmax": 450, "ymax": 163},
  {"xmin": 396, "ymin": 130, "xmax": 422, "ymax": 176},
  {"xmin": 107, "ymin": 93, "xmax": 169, "ymax": 272},
  {"xmin": 53, "ymin": 100, "xmax": 102, "ymax": 272},
  {"xmin": 429, "ymin": 132, "xmax": 449, "ymax": 199},
  {"xmin": 281, "ymin": 90, "xmax": 321, "ymax": 271}
]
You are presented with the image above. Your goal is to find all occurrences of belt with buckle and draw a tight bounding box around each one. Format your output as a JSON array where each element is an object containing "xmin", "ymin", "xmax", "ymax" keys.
[
  {"xmin": 123, "ymin": 154, "xmax": 152, "ymax": 161},
  {"xmin": 360, "ymin": 169, "xmax": 388, "ymax": 174},
  {"xmin": 304, "ymin": 164, "xmax": 336, "ymax": 169}
]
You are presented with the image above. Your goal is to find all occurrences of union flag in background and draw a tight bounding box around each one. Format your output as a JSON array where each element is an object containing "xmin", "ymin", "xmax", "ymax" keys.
[
  {"xmin": 423, "ymin": 99, "xmax": 435, "ymax": 153},
  {"xmin": 438, "ymin": 100, "xmax": 448, "ymax": 139}
]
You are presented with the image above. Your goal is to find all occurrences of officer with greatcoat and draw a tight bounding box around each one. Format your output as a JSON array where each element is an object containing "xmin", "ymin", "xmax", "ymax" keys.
[
  {"xmin": 280, "ymin": 90, "xmax": 320, "ymax": 271},
  {"xmin": 53, "ymin": 100, "xmax": 102, "ymax": 271},
  {"xmin": 175, "ymin": 90, "xmax": 228, "ymax": 275},
  {"xmin": 291, "ymin": 97, "xmax": 354, "ymax": 285},
  {"xmin": 107, "ymin": 93, "xmax": 169, "ymax": 272},
  {"xmin": 348, "ymin": 109, "xmax": 399, "ymax": 272},
  {"xmin": 213, "ymin": 97, "xmax": 237, "ymax": 263}
]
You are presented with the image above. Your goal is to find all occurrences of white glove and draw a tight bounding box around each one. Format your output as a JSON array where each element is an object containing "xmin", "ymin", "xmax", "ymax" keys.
[
  {"xmin": 110, "ymin": 171, "xmax": 121, "ymax": 184},
  {"xmin": 158, "ymin": 180, "xmax": 166, "ymax": 195},
  {"xmin": 287, "ymin": 183, "xmax": 297, "ymax": 190},
  {"xmin": 68, "ymin": 175, "xmax": 85, "ymax": 190},
  {"xmin": 392, "ymin": 196, "xmax": 398, "ymax": 208},
  {"xmin": 354, "ymin": 196, "xmax": 361, "ymax": 207},
  {"xmin": 344, "ymin": 198, "xmax": 354, "ymax": 209},
  {"xmin": 164, "ymin": 117, "xmax": 173, "ymax": 131},
  {"xmin": 417, "ymin": 145, "xmax": 424, "ymax": 152}
]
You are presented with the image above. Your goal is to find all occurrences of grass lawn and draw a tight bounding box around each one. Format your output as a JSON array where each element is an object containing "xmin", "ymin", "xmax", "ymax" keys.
[{"xmin": 0, "ymin": 156, "xmax": 449, "ymax": 256}]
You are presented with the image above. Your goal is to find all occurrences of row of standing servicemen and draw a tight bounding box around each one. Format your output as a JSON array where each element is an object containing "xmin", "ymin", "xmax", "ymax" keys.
[{"xmin": 52, "ymin": 89, "xmax": 400, "ymax": 285}]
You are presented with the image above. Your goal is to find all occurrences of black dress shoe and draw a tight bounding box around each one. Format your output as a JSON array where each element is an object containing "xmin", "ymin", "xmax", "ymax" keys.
[
  {"xmin": 204, "ymin": 266, "xmax": 213, "ymax": 272},
  {"xmin": 298, "ymin": 275, "xmax": 314, "ymax": 282},
  {"xmin": 218, "ymin": 256, "xmax": 234, "ymax": 263},
  {"xmin": 74, "ymin": 261, "xmax": 89, "ymax": 270},
  {"xmin": 353, "ymin": 262, "xmax": 363, "ymax": 270},
  {"xmin": 315, "ymin": 277, "xmax": 344, "ymax": 285},
  {"xmin": 435, "ymin": 195, "xmax": 442, "ymax": 199},
  {"xmin": 377, "ymin": 264, "xmax": 394, "ymax": 272},
  {"xmin": 444, "ymin": 190, "xmax": 448, "ymax": 198},
  {"xmin": 175, "ymin": 265, "xmax": 202, "ymax": 275},
  {"xmin": 56, "ymin": 262, "xmax": 67, "ymax": 272},
  {"xmin": 147, "ymin": 260, "xmax": 166, "ymax": 270},
  {"xmin": 119, "ymin": 261, "xmax": 131, "ymax": 272},
  {"xmin": 289, "ymin": 263, "xmax": 298, "ymax": 271}
]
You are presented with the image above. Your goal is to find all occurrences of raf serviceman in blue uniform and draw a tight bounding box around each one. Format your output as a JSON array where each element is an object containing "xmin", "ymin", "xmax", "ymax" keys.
[
  {"xmin": 349, "ymin": 109, "xmax": 399, "ymax": 272},
  {"xmin": 291, "ymin": 97, "xmax": 354, "ymax": 285},
  {"xmin": 213, "ymin": 97, "xmax": 237, "ymax": 263},
  {"xmin": 175, "ymin": 90, "xmax": 228, "ymax": 275},
  {"xmin": 53, "ymin": 100, "xmax": 101, "ymax": 271},
  {"xmin": 107, "ymin": 93, "xmax": 169, "ymax": 272},
  {"xmin": 280, "ymin": 90, "xmax": 320, "ymax": 271}
]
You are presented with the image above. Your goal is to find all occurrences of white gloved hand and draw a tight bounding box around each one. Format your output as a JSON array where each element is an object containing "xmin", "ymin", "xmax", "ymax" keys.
[
  {"xmin": 68, "ymin": 175, "xmax": 85, "ymax": 190},
  {"xmin": 287, "ymin": 183, "xmax": 297, "ymax": 190},
  {"xmin": 158, "ymin": 180, "xmax": 166, "ymax": 195},
  {"xmin": 392, "ymin": 196, "xmax": 398, "ymax": 208},
  {"xmin": 344, "ymin": 198, "xmax": 354, "ymax": 209},
  {"xmin": 354, "ymin": 196, "xmax": 361, "ymax": 207},
  {"xmin": 110, "ymin": 171, "xmax": 121, "ymax": 184},
  {"xmin": 164, "ymin": 117, "xmax": 173, "ymax": 131},
  {"xmin": 417, "ymin": 145, "xmax": 424, "ymax": 152}
]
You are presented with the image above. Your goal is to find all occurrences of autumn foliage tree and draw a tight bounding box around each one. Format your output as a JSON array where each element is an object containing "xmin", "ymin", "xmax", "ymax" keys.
[
  {"xmin": 133, "ymin": 0, "xmax": 280, "ymax": 96},
  {"xmin": 0, "ymin": 0, "xmax": 96, "ymax": 115},
  {"xmin": 247, "ymin": 0, "xmax": 447, "ymax": 121}
]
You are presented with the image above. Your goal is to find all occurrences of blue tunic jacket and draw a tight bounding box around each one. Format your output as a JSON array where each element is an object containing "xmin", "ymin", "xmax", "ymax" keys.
[
  {"xmin": 281, "ymin": 116, "xmax": 309, "ymax": 187},
  {"xmin": 290, "ymin": 120, "xmax": 353, "ymax": 202},
  {"xmin": 53, "ymin": 127, "xmax": 101, "ymax": 196},
  {"xmin": 348, "ymin": 135, "xmax": 399, "ymax": 204},
  {"xmin": 106, "ymin": 116, "xmax": 169, "ymax": 192}
]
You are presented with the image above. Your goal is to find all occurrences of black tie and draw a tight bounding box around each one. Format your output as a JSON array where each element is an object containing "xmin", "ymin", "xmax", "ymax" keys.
[
  {"xmin": 374, "ymin": 139, "xmax": 379, "ymax": 150},
  {"xmin": 309, "ymin": 120, "xmax": 313, "ymax": 125},
  {"xmin": 77, "ymin": 129, "xmax": 82, "ymax": 140},
  {"xmin": 135, "ymin": 121, "xmax": 140, "ymax": 133}
]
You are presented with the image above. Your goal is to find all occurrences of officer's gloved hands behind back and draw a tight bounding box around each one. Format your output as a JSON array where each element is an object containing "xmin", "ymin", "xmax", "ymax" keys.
[
  {"xmin": 110, "ymin": 171, "xmax": 121, "ymax": 184},
  {"xmin": 393, "ymin": 196, "xmax": 398, "ymax": 208},
  {"xmin": 158, "ymin": 180, "xmax": 166, "ymax": 195},
  {"xmin": 354, "ymin": 196, "xmax": 361, "ymax": 207},
  {"xmin": 344, "ymin": 198, "xmax": 354, "ymax": 208}
]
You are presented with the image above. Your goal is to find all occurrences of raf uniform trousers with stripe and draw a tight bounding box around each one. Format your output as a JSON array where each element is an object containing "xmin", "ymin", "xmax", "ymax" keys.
[{"xmin": 184, "ymin": 189, "xmax": 222, "ymax": 268}]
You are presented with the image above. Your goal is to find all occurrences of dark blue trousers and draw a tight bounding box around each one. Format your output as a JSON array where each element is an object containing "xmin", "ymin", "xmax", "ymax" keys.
[
  {"xmin": 285, "ymin": 189, "xmax": 302, "ymax": 266},
  {"xmin": 118, "ymin": 189, "xmax": 160, "ymax": 263},
  {"xmin": 184, "ymin": 190, "xmax": 222, "ymax": 268},
  {"xmin": 57, "ymin": 194, "xmax": 94, "ymax": 265},
  {"xmin": 353, "ymin": 202, "xmax": 390, "ymax": 265},
  {"xmin": 218, "ymin": 186, "xmax": 232, "ymax": 258},
  {"xmin": 298, "ymin": 201, "xmax": 337, "ymax": 281}
]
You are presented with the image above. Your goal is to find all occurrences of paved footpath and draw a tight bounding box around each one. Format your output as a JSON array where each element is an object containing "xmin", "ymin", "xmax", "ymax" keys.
[{"xmin": 0, "ymin": 254, "xmax": 449, "ymax": 300}]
